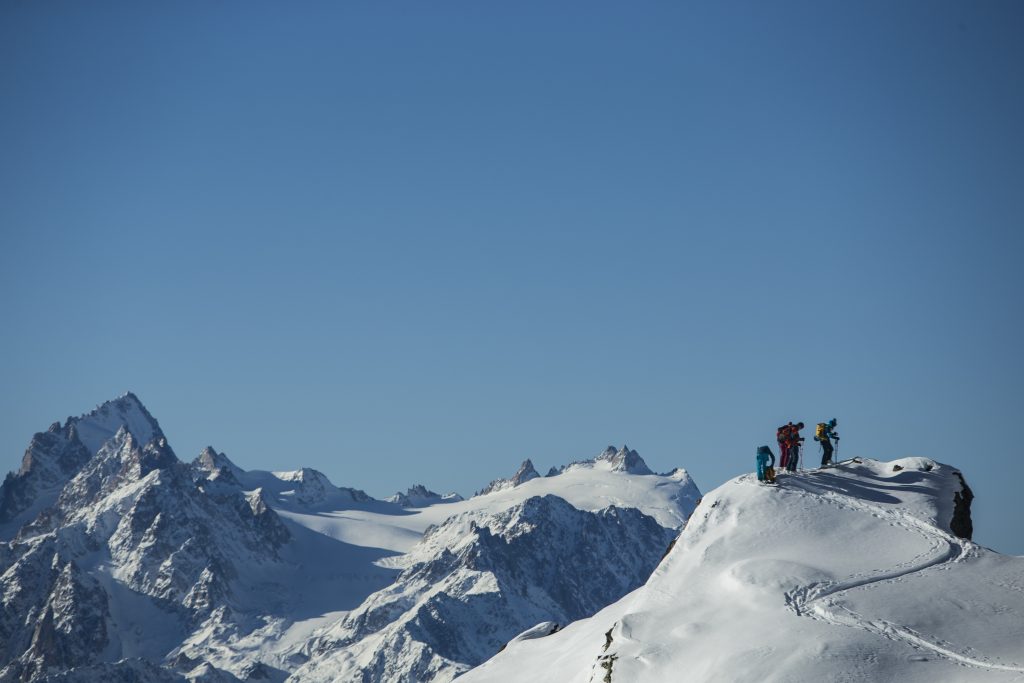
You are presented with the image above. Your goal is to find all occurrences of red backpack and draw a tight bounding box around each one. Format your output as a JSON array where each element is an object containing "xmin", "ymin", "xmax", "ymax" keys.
[{"xmin": 776, "ymin": 424, "xmax": 791, "ymax": 444}]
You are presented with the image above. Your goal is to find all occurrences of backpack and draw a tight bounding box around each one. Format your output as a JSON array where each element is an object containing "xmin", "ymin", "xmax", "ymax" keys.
[
  {"xmin": 776, "ymin": 425, "xmax": 790, "ymax": 443},
  {"xmin": 815, "ymin": 422, "xmax": 827, "ymax": 441}
]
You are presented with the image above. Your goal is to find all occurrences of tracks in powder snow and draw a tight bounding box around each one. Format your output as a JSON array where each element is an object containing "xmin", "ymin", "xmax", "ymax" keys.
[{"xmin": 780, "ymin": 473, "xmax": 1024, "ymax": 674}]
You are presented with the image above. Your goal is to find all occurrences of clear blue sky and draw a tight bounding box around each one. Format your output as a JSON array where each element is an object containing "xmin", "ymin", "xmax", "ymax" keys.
[{"xmin": 2, "ymin": 1, "xmax": 1022, "ymax": 553}]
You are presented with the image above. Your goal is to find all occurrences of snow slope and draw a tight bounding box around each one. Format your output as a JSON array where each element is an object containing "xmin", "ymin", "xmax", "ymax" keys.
[{"xmin": 463, "ymin": 458, "xmax": 1024, "ymax": 683}]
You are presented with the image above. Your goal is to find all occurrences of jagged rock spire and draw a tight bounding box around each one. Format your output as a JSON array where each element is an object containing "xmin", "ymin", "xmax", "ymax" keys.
[{"xmin": 476, "ymin": 459, "xmax": 541, "ymax": 497}]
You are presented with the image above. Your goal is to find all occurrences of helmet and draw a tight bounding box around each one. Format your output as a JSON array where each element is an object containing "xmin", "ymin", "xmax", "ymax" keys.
[{"xmin": 829, "ymin": 418, "xmax": 837, "ymax": 427}]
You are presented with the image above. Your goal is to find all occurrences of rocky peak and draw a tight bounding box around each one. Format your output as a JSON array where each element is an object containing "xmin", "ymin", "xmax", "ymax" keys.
[
  {"xmin": 546, "ymin": 445, "xmax": 654, "ymax": 477},
  {"xmin": 192, "ymin": 447, "xmax": 242, "ymax": 480},
  {"xmin": 596, "ymin": 445, "xmax": 653, "ymax": 475},
  {"xmin": 132, "ymin": 435, "xmax": 179, "ymax": 479},
  {"xmin": 475, "ymin": 459, "xmax": 541, "ymax": 496},
  {"xmin": 387, "ymin": 484, "xmax": 463, "ymax": 508},
  {"xmin": 66, "ymin": 392, "xmax": 163, "ymax": 457},
  {"xmin": 81, "ymin": 428, "xmax": 178, "ymax": 488},
  {"xmin": 1, "ymin": 393, "xmax": 169, "ymax": 534},
  {"xmin": 512, "ymin": 459, "xmax": 540, "ymax": 485}
]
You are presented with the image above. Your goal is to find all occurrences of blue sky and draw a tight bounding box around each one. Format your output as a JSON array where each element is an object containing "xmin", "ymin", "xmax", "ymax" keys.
[{"xmin": 2, "ymin": 1, "xmax": 1022, "ymax": 553}]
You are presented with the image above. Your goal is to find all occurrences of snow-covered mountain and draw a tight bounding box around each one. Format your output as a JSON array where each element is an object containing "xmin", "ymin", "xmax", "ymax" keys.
[
  {"xmin": 273, "ymin": 449, "xmax": 700, "ymax": 681},
  {"xmin": 546, "ymin": 445, "xmax": 653, "ymax": 477},
  {"xmin": 0, "ymin": 394, "xmax": 701, "ymax": 682},
  {"xmin": 463, "ymin": 458, "xmax": 1024, "ymax": 683},
  {"xmin": 290, "ymin": 495, "xmax": 676, "ymax": 682},
  {"xmin": 0, "ymin": 393, "xmax": 160, "ymax": 537},
  {"xmin": 0, "ymin": 400, "xmax": 300, "ymax": 682}
]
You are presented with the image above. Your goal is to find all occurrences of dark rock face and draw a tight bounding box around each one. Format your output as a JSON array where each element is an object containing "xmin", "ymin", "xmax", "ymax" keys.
[
  {"xmin": 0, "ymin": 429, "xmax": 92, "ymax": 527},
  {"xmin": 0, "ymin": 545, "xmax": 110, "ymax": 683},
  {"xmin": 950, "ymin": 470, "xmax": 974, "ymax": 540}
]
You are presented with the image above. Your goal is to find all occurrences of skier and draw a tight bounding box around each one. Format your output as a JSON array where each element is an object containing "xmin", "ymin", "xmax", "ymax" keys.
[
  {"xmin": 776, "ymin": 424, "xmax": 792, "ymax": 470},
  {"xmin": 756, "ymin": 445, "xmax": 776, "ymax": 484},
  {"xmin": 786, "ymin": 422, "xmax": 805, "ymax": 472},
  {"xmin": 814, "ymin": 418, "xmax": 839, "ymax": 467}
]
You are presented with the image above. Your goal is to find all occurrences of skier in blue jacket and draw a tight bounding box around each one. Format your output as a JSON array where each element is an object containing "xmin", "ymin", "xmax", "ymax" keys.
[{"xmin": 756, "ymin": 445, "xmax": 776, "ymax": 484}]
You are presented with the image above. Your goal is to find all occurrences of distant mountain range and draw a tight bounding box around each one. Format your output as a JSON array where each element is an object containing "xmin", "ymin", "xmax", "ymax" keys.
[{"xmin": 0, "ymin": 394, "xmax": 699, "ymax": 682}]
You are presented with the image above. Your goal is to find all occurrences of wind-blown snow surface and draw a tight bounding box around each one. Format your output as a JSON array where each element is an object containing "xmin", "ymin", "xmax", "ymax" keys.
[
  {"xmin": 0, "ymin": 395, "xmax": 701, "ymax": 682},
  {"xmin": 463, "ymin": 458, "xmax": 1024, "ymax": 683}
]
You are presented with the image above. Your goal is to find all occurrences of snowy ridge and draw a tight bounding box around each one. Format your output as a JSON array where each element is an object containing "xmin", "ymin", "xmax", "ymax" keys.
[
  {"xmin": 191, "ymin": 449, "xmax": 374, "ymax": 512},
  {"xmin": 463, "ymin": 458, "xmax": 1024, "ymax": 683}
]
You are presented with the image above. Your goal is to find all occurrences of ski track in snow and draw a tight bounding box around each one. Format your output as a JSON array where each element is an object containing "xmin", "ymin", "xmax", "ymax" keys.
[{"xmin": 780, "ymin": 465, "xmax": 1024, "ymax": 674}]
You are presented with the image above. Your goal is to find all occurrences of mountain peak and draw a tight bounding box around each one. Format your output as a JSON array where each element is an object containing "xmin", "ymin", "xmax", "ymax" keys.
[
  {"xmin": 547, "ymin": 445, "xmax": 654, "ymax": 477},
  {"xmin": 596, "ymin": 445, "xmax": 652, "ymax": 475},
  {"xmin": 476, "ymin": 459, "xmax": 541, "ymax": 497},
  {"xmin": 1, "ymin": 394, "xmax": 165, "ymax": 531},
  {"xmin": 193, "ymin": 447, "xmax": 242, "ymax": 479},
  {"xmin": 67, "ymin": 392, "xmax": 163, "ymax": 456},
  {"xmin": 387, "ymin": 484, "xmax": 464, "ymax": 507},
  {"xmin": 513, "ymin": 459, "xmax": 540, "ymax": 484}
]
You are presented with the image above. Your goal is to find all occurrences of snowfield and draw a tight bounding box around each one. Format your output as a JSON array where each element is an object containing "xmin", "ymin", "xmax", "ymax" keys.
[
  {"xmin": 462, "ymin": 457, "xmax": 1024, "ymax": 683},
  {"xmin": 276, "ymin": 454, "xmax": 698, "ymax": 559}
]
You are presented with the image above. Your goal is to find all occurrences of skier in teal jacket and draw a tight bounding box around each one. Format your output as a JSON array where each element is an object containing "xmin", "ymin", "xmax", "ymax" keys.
[{"xmin": 756, "ymin": 445, "xmax": 776, "ymax": 483}]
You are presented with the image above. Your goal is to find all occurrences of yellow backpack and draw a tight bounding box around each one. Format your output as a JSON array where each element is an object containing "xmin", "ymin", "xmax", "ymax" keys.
[{"xmin": 815, "ymin": 423, "xmax": 828, "ymax": 441}]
